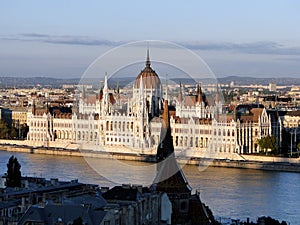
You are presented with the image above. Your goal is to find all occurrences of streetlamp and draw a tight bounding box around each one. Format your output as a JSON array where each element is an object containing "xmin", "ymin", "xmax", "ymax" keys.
[
  {"xmin": 290, "ymin": 129, "xmax": 293, "ymax": 157},
  {"xmin": 290, "ymin": 128, "xmax": 296, "ymax": 157},
  {"xmin": 18, "ymin": 119, "xmax": 21, "ymax": 140}
]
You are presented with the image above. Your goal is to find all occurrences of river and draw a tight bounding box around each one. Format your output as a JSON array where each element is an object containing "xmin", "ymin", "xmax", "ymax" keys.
[{"xmin": 0, "ymin": 150, "xmax": 299, "ymax": 224}]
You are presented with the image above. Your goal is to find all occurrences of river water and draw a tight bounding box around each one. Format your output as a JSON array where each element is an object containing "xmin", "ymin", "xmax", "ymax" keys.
[{"xmin": 1, "ymin": 150, "xmax": 299, "ymax": 224}]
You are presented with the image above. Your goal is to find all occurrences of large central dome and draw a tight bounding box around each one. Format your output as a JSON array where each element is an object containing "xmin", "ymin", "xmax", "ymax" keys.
[{"xmin": 135, "ymin": 50, "xmax": 161, "ymax": 89}]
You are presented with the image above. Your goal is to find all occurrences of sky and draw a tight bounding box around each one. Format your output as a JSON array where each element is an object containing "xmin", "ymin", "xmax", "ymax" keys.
[{"xmin": 1, "ymin": 0, "xmax": 300, "ymax": 78}]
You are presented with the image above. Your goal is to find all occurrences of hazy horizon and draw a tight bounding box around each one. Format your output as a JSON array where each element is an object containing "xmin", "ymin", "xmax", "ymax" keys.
[{"xmin": 1, "ymin": 1, "xmax": 300, "ymax": 79}]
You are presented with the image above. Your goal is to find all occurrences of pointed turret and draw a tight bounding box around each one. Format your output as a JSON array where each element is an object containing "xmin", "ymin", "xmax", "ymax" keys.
[
  {"xmin": 197, "ymin": 82, "xmax": 203, "ymax": 103},
  {"xmin": 215, "ymin": 84, "xmax": 220, "ymax": 103},
  {"xmin": 98, "ymin": 88, "xmax": 103, "ymax": 101},
  {"xmin": 155, "ymin": 100, "xmax": 172, "ymax": 161},
  {"xmin": 46, "ymin": 101, "xmax": 50, "ymax": 114},
  {"xmin": 165, "ymin": 74, "xmax": 168, "ymax": 102},
  {"xmin": 162, "ymin": 100, "xmax": 170, "ymax": 130},
  {"xmin": 178, "ymin": 82, "xmax": 183, "ymax": 103},
  {"xmin": 104, "ymin": 73, "xmax": 108, "ymax": 91},
  {"xmin": 151, "ymin": 98, "xmax": 212, "ymax": 224},
  {"xmin": 153, "ymin": 100, "xmax": 191, "ymax": 190},
  {"xmin": 116, "ymin": 80, "xmax": 120, "ymax": 94},
  {"xmin": 81, "ymin": 85, "xmax": 86, "ymax": 100},
  {"xmin": 151, "ymin": 99, "xmax": 213, "ymax": 224},
  {"xmin": 32, "ymin": 99, "xmax": 36, "ymax": 115}
]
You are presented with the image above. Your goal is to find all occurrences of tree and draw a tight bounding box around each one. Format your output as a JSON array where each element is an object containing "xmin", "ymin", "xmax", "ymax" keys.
[
  {"xmin": 0, "ymin": 119, "xmax": 21, "ymax": 139},
  {"xmin": 257, "ymin": 135, "xmax": 278, "ymax": 155},
  {"xmin": 6, "ymin": 156, "xmax": 22, "ymax": 187},
  {"xmin": 0, "ymin": 119, "xmax": 10, "ymax": 139}
]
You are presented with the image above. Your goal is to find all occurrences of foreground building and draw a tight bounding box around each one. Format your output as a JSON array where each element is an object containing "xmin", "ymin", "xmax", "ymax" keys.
[
  {"xmin": 151, "ymin": 100, "xmax": 213, "ymax": 224},
  {"xmin": 0, "ymin": 175, "xmax": 172, "ymax": 225}
]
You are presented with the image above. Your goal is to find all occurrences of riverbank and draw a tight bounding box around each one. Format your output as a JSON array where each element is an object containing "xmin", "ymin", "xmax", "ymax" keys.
[{"xmin": 1, "ymin": 143, "xmax": 300, "ymax": 173}]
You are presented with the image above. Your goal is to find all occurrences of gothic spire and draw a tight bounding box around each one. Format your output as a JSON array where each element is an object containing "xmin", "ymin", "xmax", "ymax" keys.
[
  {"xmin": 46, "ymin": 101, "xmax": 49, "ymax": 114},
  {"xmin": 146, "ymin": 47, "xmax": 151, "ymax": 67},
  {"xmin": 81, "ymin": 85, "xmax": 86, "ymax": 100},
  {"xmin": 162, "ymin": 100, "xmax": 170, "ymax": 130},
  {"xmin": 156, "ymin": 99, "xmax": 172, "ymax": 161},
  {"xmin": 165, "ymin": 74, "xmax": 168, "ymax": 101},
  {"xmin": 32, "ymin": 99, "xmax": 36, "ymax": 115},
  {"xmin": 98, "ymin": 88, "xmax": 103, "ymax": 101},
  {"xmin": 104, "ymin": 72, "xmax": 108, "ymax": 90},
  {"xmin": 197, "ymin": 82, "xmax": 203, "ymax": 103},
  {"xmin": 153, "ymin": 99, "xmax": 192, "ymax": 196},
  {"xmin": 215, "ymin": 84, "xmax": 220, "ymax": 103},
  {"xmin": 178, "ymin": 82, "xmax": 183, "ymax": 103},
  {"xmin": 116, "ymin": 80, "xmax": 120, "ymax": 94}
]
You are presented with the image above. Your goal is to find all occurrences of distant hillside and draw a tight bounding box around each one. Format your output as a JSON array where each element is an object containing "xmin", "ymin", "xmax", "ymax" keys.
[
  {"xmin": 217, "ymin": 76, "xmax": 300, "ymax": 86},
  {"xmin": 0, "ymin": 77, "xmax": 80, "ymax": 88},
  {"xmin": 0, "ymin": 76, "xmax": 299, "ymax": 88}
]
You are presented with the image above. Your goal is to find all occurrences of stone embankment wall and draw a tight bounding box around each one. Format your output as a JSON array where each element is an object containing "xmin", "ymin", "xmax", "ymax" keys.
[{"xmin": 241, "ymin": 154, "xmax": 300, "ymax": 164}]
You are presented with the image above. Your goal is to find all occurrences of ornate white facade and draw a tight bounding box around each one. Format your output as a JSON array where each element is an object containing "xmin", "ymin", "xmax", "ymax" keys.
[{"xmin": 27, "ymin": 52, "xmax": 281, "ymax": 158}]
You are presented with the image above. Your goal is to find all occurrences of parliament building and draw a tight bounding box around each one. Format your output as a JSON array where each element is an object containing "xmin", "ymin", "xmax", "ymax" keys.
[{"xmin": 26, "ymin": 51, "xmax": 281, "ymax": 159}]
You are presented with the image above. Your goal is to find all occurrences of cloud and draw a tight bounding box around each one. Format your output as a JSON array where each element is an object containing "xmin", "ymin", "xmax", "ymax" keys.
[
  {"xmin": 22, "ymin": 33, "xmax": 52, "ymax": 38},
  {"xmin": 274, "ymin": 56, "xmax": 300, "ymax": 62},
  {"xmin": 1, "ymin": 33, "xmax": 300, "ymax": 56},
  {"xmin": 1, "ymin": 33, "xmax": 124, "ymax": 46},
  {"xmin": 180, "ymin": 41, "xmax": 300, "ymax": 56}
]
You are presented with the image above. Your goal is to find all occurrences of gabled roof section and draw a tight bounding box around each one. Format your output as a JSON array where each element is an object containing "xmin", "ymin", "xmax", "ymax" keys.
[{"xmin": 102, "ymin": 185, "xmax": 146, "ymax": 201}]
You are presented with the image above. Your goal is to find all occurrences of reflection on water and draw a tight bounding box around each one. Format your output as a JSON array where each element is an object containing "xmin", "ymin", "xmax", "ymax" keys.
[
  {"xmin": 0, "ymin": 151, "xmax": 299, "ymax": 224},
  {"xmin": 85, "ymin": 157, "xmax": 157, "ymax": 186}
]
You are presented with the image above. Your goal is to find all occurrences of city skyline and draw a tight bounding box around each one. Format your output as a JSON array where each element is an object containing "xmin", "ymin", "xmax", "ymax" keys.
[{"xmin": 1, "ymin": 1, "xmax": 300, "ymax": 78}]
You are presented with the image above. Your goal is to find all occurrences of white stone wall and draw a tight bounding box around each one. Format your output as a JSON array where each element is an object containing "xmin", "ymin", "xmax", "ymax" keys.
[
  {"xmin": 27, "ymin": 112, "xmax": 52, "ymax": 143},
  {"xmin": 283, "ymin": 114, "xmax": 300, "ymax": 128}
]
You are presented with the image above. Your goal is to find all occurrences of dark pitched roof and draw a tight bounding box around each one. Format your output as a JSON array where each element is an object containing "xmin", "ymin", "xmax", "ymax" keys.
[
  {"xmin": 153, "ymin": 153, "xmax": 192, "ymax": 194},
  {"xmin": 64, "ymin": 194, "xmax": 107, "ymax": 209},
  {"xmin": 189, "ymin": 193, "xmax": 212, "ymax": 224},
  {"xmin": 286, "ymin": 110, "xmax": 300, "ymax": 116},
  {"xmin": 1, "ymin": 181, "xmax": 94, "ymax": 199},
  {"xmin": 18, "ymin": 204, "xmax": 107, "ymax": 225},
  {"xmin": 102, "ymin": 185, "xmax": 142, "ymax": 201}
]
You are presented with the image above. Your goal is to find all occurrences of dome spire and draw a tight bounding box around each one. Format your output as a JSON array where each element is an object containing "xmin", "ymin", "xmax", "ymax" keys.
[{"xmin": 146, "ymin": 45, "xmax": 151, "ymax": 67}]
